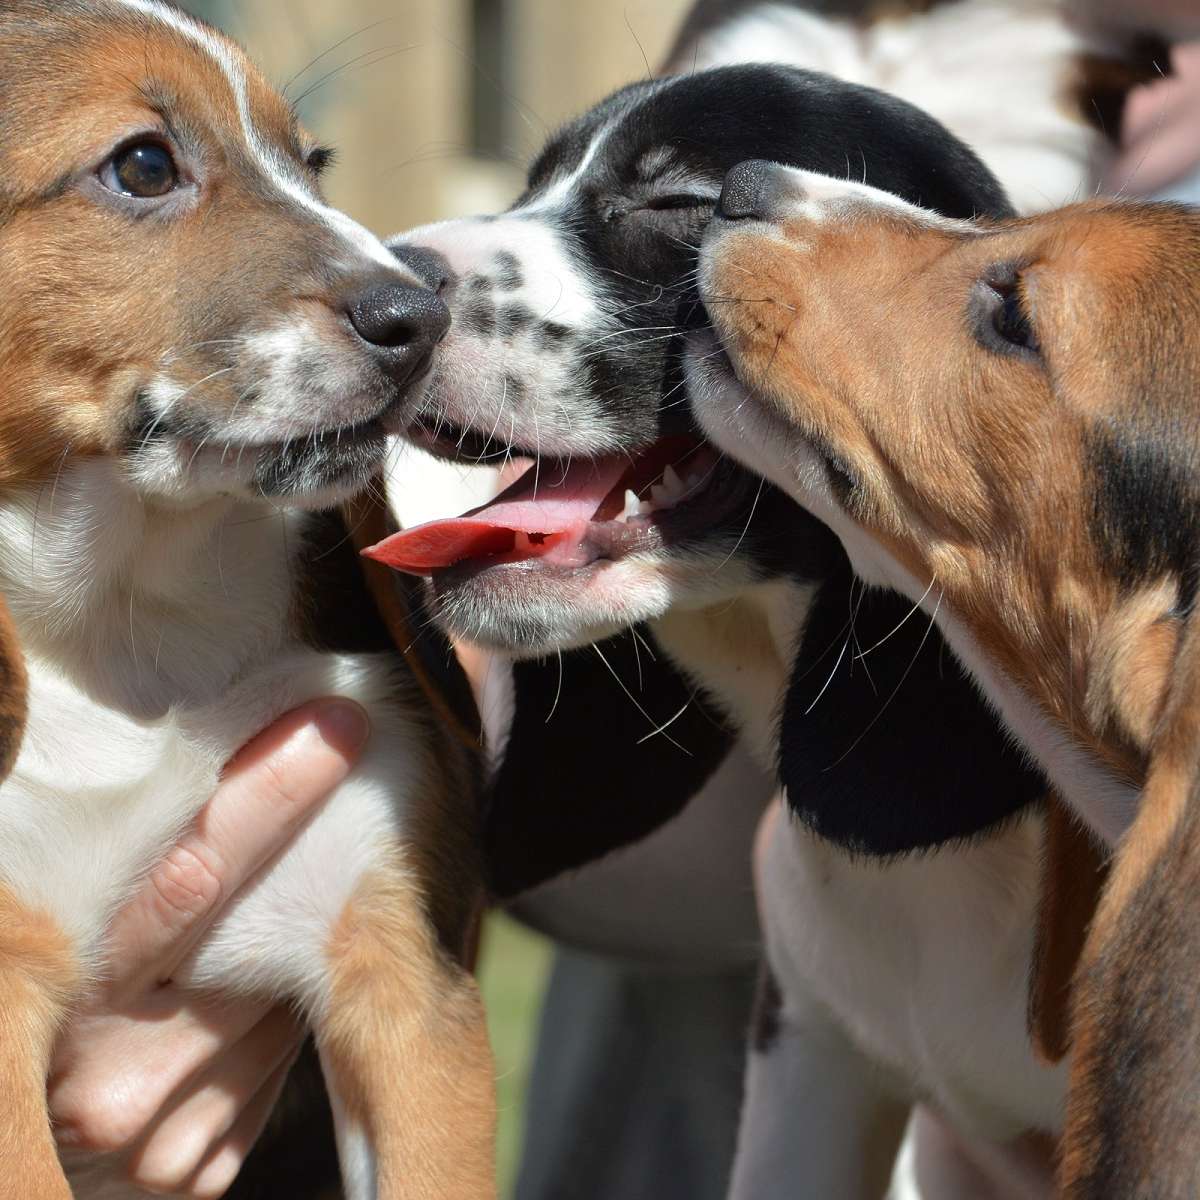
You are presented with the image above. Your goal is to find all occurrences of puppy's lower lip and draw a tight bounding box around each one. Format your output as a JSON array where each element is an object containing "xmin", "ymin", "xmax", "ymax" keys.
[{"xmin": 364, "ymin": 437, "xmax": 729, "ymax": 576}]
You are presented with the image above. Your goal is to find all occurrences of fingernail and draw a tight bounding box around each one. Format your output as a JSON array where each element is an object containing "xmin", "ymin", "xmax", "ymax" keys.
[{"xmin": 313, "ymin": 700, "xmax": 371, "ymax": 756}]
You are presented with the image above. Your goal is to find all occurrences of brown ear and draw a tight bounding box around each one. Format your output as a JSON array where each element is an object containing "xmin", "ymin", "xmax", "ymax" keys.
[
  {"xmin": 1062, "ymin": 612, "xmax": 1200, "ymax": 1197},
  {"xmin": 0, "ymin": 596, "xmax": 26, "ymax": 782},
  {"xmin": 1027, "ymin": 794, "xmax": 1108, "ymax": 1064}
]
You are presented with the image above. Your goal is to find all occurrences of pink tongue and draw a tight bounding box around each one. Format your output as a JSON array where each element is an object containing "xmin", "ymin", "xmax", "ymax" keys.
[{"xmin": 363, "ymin": 457, "xmax": 629, "ymax": 575}]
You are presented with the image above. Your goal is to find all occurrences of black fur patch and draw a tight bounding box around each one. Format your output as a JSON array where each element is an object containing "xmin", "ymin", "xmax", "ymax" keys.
[
  {"xmin": 460, "ymin": 294, "xmax": 497, "ymax": 338},
  {"xmin": 779, "ymin": 567, "xmax": 1046, "ymax": 854},
  {"xmin": 484, "ymin": 625, "xmax": 735, "ymax": 898},
  {"xmin": 537, "ymin": 321, "xmax": 572, "ymax": 348},
  {"xmin": 494, "ymin": 250, "xmax": 524, "ymax": 290},
  {"xmin": 497, "ymin": 303, "xmax": 535, "ymax": 338},
  {"xmin": 1090, "ymin": 426, "xmax": 1200, "ymax": 607}
]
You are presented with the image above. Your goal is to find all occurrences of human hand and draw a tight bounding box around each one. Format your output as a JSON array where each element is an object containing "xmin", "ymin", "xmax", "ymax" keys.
[
  {"xmin": 49, "ymin": 699, "xmax": 370, "ymax": 1198},
  {"xmin": 1107, "ymin": 41, "xmax": 1200, "ymax": 196}
]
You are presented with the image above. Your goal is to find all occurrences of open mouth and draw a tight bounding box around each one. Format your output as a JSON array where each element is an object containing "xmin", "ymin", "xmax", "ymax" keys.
[{"xmin": 365, "ymin": 435, "xmax": 750, "ymax": 578}]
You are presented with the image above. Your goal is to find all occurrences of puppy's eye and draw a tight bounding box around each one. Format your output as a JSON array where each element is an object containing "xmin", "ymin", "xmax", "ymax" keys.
[
  {"xmin": 971, "ymin": 267, "xmax": 1040, "ymax": 360},
  {"xmin": 101, "ymin": 140, "xmax": 179, "ymax": 199},
  {"xmin": 992, "ymin": 286, "xmax": 1037, "ymax": 352},
  {"xmin": 305, "ymin": 146, "xmax": 335, "ymax": 177},
  {"xmin": 645, "ymin": 194, "xmax": 714, "ymax": 213}
]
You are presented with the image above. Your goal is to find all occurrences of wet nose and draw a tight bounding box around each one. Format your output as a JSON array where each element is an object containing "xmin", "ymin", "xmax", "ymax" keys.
[
  {"xmin": 390, "ymin": 244, "xmax": 457, "ymax": 297},
  {"xmin": 345, "ymin": 279, "xmax": 450, "ymax": 384},
  {"xmin": 717, "ymin": 160, "xmax": 785, "ymax": 222}
]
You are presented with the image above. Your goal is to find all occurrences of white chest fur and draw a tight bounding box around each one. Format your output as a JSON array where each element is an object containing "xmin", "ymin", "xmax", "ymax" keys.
[
  {"xmin": 761, "ymin": 811, "xmax": 1066, "ymax": 1142},
  {"xmin": 0, "ymin": 460, "xmax": 425, "ymax": 1009}
]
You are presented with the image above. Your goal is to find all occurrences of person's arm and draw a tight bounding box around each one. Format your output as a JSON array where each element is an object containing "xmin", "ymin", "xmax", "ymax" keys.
[{"xmin": 50, "ymin": 698, "xmax": 369, "ymax": 1200}]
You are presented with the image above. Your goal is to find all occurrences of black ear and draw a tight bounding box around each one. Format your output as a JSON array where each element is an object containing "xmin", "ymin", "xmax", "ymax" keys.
[
  {"xmin": 778, "ymin": 566, "xmax": 1045, "ymax": 855},
  {"xmin": 484, "ymin": 625, "xmax": 736, "ymax": 899}
]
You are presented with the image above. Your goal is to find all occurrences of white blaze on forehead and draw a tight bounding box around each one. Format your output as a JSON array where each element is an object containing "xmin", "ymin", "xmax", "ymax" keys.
[
  {"xmin": 770, "ymin": 166, "xmax": 980, "ymax": 233},
  {"xmin": 516, "ymin": 120, "xmax": 614, "ymax": 217},
  {"xmin": 110, "ymin": 0, "xmax": 398, "ymax": 270}
]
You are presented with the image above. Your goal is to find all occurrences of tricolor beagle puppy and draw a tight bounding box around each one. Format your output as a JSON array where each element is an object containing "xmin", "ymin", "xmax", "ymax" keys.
[
  {"xmin": 692, "ymin": 170, "xmax": 1200, "ymax": 1195},
  {"xmin": 0, "ymin": 4, "xmax": 493, "ymax": 1198}
]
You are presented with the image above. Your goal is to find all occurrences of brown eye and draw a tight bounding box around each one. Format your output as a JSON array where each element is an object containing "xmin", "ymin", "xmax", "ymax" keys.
[
  {"xmin": 102, "ymin": 140, "xmax": 179, "ymax": 199},
  {"xmin": 970, "ymin": 264, "xmax": 1041, "ymax": 361}
]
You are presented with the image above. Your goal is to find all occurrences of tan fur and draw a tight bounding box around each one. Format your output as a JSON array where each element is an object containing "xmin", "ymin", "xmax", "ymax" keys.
[
  {"xmin": 0, "ymin": 888, "xmax": 78, "ymax": 1200},
  {"xmin": 0, "ymin": 598, "xmax": 27, "ymax": 781},
  {"xmin": 1085, "ymin": 579, "xmax": 1180, "ymax": 750},
  {"xmin": 322, "ymin": 866, "xmax": 497, "ymax": 1200},
  {"xmin": 704, "ymin": 194, "xmax": 1200, "ymax": 1191}
]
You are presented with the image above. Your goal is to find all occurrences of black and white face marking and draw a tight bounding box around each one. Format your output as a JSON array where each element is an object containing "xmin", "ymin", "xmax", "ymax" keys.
[{"xmin": 387, "ymin": 64, "xmax": 1011, "ymax": 653}]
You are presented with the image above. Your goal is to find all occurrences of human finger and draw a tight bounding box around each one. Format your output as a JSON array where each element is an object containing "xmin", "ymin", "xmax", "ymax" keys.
[
  {"xmin": 125, "ymin": 1007, "xmax": 304, "ymax": 1196},
  {"xmin": 50, "ymin": 993, "xmax": 276, "ymax": 1154},
  {"xmin": 181, "ymin": 1051, "xmax": 300, "ymax": 1200},
  {"xmin": 105, "ymin": 698, "xmax": 369, "ymax": 998}
]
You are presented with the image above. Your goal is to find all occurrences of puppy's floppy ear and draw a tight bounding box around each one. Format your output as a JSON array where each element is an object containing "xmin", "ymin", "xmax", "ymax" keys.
[
  {"xmin": 778, "ymin": 565, "xmax": 1045, "ymax": 856},
  {"xmin": 0, "ymin": 597, "xmax": 26, "ymax": 783},
  {"xmin": 1027, "ymin": 797, "xmax": 1107, "ymax": 1064},
  {"xmin": 1062, "ymin": 609, "xmax": 1200, "ymax": 1198},
  {"xmin": 484, "ymin": 625, "xmax": 736, "ymax": 899}
]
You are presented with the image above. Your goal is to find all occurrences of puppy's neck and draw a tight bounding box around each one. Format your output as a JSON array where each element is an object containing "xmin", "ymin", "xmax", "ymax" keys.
[{"xmin": 0, "ymin": 458, "xmax": 296, "ymax": 719}]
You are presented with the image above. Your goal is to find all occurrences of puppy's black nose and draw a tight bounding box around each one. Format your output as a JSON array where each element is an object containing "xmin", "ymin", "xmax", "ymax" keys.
[
  {"xmin": 390, "ymin": 244, "xmax": 457, "ymax": 297},
  {"xmin": 346, "ymin": 280, "xmax": 450, "ymax": 384},
  {"xmin": 717, "ymin": 160, "xmax": 782, "ymax": 221}
]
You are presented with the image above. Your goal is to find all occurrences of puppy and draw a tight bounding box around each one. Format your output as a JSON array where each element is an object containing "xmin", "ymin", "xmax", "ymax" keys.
[
  {"xmin": 0, "ymin": 4, "xmax": 493, "ymax": 1198},
  {"xmin": 691, "ymin": 169, "xmax": 1200, "ymax": 1195}
]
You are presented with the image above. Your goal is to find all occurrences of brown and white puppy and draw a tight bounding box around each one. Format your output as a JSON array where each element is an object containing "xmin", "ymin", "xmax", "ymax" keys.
[
  {"xmin": 0, "ymin": 4, "xmax": 494, "ymax": 1198},
  {"xmin": 691, "ymin": 168, "xmax": 1200, "ymax": 1196}
]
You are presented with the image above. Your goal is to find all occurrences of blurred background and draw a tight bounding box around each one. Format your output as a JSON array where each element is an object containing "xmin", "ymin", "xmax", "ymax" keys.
[
  {"xmin": 177, "ymin": 3, "xmax": 693, "ymax": 1194},
  {"xmin": 183, "ymin": 0, "xmax": 692, "ymax": 232}
]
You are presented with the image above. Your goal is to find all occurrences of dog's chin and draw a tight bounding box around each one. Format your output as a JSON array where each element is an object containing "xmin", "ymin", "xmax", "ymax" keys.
[
  {"xmin": 686, "ymin": 330, "xmax": 819, "ymax": 511},
  {"xmin": 429, "ymin": 540, "xmax": 760, "ymax": 657},
  {"xmin": 127, "ymin": 421, "xmax": 388, "ymax": 510}
]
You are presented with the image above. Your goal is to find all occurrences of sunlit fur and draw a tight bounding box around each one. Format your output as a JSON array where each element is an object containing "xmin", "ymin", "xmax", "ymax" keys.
[
  {"xmin": 695, "ymin": 176, "xmax": 1200, "ymax": 1196},
  {"xmin": 0, "ymin": 4, "xmax": 493, "ymax": 1197}
]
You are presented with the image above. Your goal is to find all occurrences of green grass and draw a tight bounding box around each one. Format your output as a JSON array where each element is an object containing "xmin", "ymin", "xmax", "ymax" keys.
[{"xmin": 478, "ymin": 914, "xmax": 553, "ymax": 1198}]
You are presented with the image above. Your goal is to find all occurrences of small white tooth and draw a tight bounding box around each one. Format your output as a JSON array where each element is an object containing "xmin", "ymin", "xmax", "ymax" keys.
[
  {"xmin": 650, "ymin": 484, "xmax": 671, "ymax": 509},
  {"xmin": 639, "ymin": 499, "xmax": 656, "ymax": 516},
  {"xmin": 662, "ymin": 464, "xmax": 684, "ymax": 496},
  {"xmin": 621, "ymin": 488, "xmax": 642, "ymax": 522}
]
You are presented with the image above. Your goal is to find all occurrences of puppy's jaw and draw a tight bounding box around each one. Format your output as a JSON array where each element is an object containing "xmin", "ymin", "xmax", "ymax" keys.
[{"xmin": 429, "ymin": 542, "xmax": 762, "ymax": 657}]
